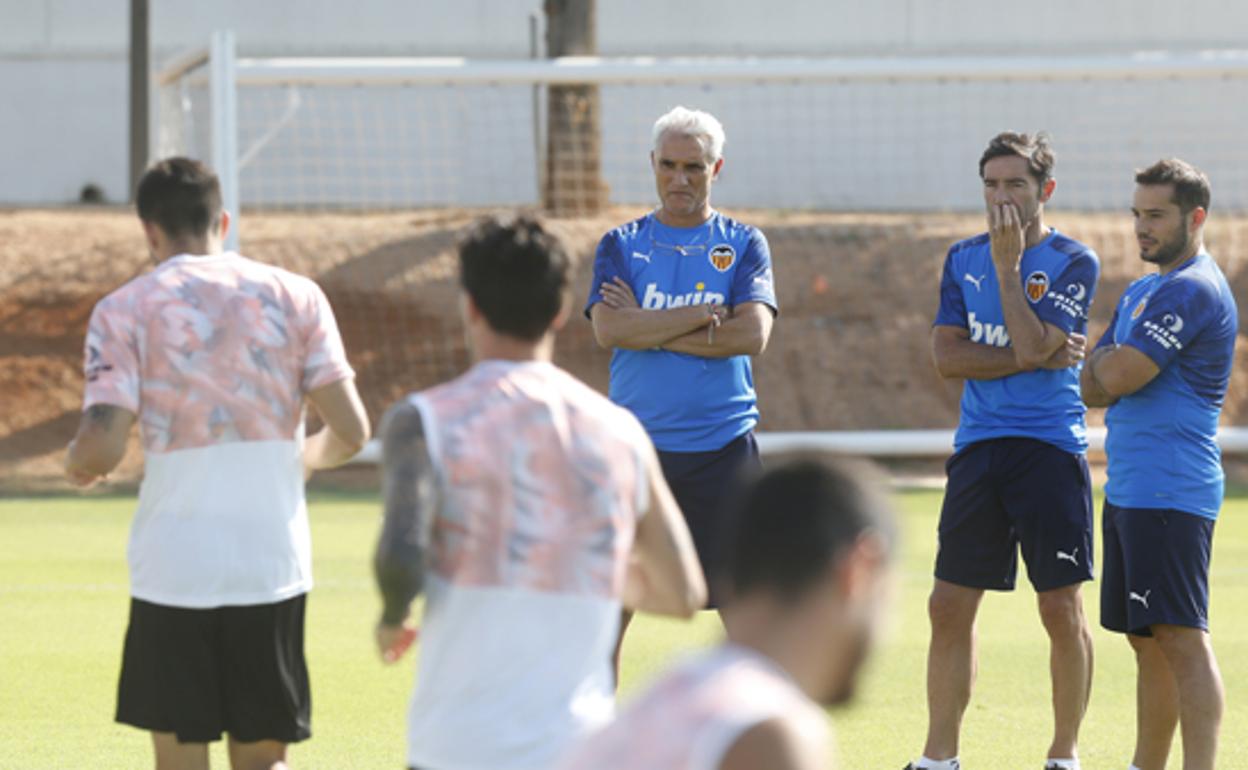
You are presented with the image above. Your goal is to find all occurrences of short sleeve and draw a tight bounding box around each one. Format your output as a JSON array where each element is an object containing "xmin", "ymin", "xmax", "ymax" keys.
[
  {"xmin": 300, "ymin": 281, "xmax": 355, "ymax": 392},
  {"xmin": 82, "ymin": 296, "xmax": 141, "ymax": 414},
  {"xmin": 933, "ymin": 247, "xmax": 967, "ymax": 328},
  {"xmin": 1120, "ymin": 277, "xmax": 1216, "ymax": 370},
  {"xmin": 1032, "ymin": 251, "xmax": 1100, "ymax": 333},
  {"xmin": 1093, "ymin": 303, "xmax": 1122, "ymax": 352},
  {"xmin": 729, "ymin": 229, "xmax": 778, "ymax": 313},
  {"xmin": 585, "ymin": 233, "xmax": 627, "ymax": 318}
]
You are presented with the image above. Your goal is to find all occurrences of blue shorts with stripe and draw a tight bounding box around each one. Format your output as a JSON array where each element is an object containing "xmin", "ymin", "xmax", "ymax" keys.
[
  {"xmin": 936, "ymin": 437, "xmax": 1093, "ymax": 592},
  {"xmin": 1101, "ymin": 501, "xmax": 1215, "ymax": 636}
]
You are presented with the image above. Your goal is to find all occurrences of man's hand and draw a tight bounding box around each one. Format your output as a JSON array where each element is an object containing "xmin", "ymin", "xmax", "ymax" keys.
[
  {"xmin": 64, "ymin": 448, "xmax": 104, "ymax": 487},
  {"xmin": 375, "ymin": 620, "xmax": 419, "ymax": 664},
  {"xmin": 600, "ymin": 277, "xmax": 641, "ymax": 310},
  {"xmin": 1039, "ymin": 332, "xmax": 1087, "ymax": 369},
  {"xmin": 989, "ymin": 202, "xmax": 1025, "ymax": 274}
]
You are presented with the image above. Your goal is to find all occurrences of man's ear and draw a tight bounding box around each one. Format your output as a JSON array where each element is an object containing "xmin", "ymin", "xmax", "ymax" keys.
[
  {"xmin": 141, "ymin": 219, "xmax": 161, "ymax": 251},
  {"xmin": 835, "ymin": 531, "xmax": 891, "ymax": 602},
  {"xmin": 549, "ymin": 291, "xmax": 572, "ymax": 332},
  {"xmin": 1039, "ymin": 177, "xmax": 1057, "ymax": 203}
]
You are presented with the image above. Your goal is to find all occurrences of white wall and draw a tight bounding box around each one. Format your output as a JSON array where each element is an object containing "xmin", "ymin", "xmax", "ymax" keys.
[{"xmin": 3, "ymin": 0, "xmax": 1248, "ymax": 205}]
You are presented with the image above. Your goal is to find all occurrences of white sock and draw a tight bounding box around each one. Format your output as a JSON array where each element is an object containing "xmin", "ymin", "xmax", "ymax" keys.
[
  {"xmin": 1129, "ymin": 766, "xmax": 1142, "ymax": 770},
  {"xmin": 1047, "ymin": 760, "xmax": 1080, "ymax": 770},
  {"xmin": 916, "ymin": 757, "xmax": 960, "ymax": 770}
]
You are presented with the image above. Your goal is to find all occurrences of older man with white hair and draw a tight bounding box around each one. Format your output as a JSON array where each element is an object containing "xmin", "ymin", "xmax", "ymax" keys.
[{"xmin": 587, "ymin": 106, "xmax": 778, "ymax": 670}]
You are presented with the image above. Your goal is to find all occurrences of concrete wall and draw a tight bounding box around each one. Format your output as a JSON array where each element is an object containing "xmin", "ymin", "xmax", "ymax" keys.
[{"xmin": 3, "ymin": 0, "xmax": 1247, "ymax": 205}]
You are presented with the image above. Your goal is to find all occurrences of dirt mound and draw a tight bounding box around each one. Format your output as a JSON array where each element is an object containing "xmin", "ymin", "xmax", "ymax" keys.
[{"xmin": 4, "ymin": 206, "xmax": 1247, "ymax": 489}]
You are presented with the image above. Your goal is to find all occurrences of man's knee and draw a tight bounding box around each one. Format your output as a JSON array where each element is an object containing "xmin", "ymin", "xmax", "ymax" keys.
[
  {"xmin": 928, "ymin": 581, "xmax": 982, "ymax": 631},
  {"xmin": 228, "ymin": 738, "xmax": 288, "ymax": 770},
  {"xmin": 1151, "ymin": 624, "xmax": 1215, "ymax": 667},
  {"xmin": 1036, "ymin": 586, "xmax": 1087, "ymax": 638}
]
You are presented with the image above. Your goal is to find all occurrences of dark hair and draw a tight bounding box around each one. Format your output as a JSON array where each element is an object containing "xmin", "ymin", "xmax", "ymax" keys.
[
  {"xmin": 135, "ymin": 157, "xmax": 223, "ymax": 239},
  {"xmin": 458, "ymin": 214, "xmax": 572, "ymax": 341},
  {"xmin": 723, "ymin": 452, "xmax": 897, "ymax": 601},
  {"xmin": 978, "ymin": 131, "xmax": 1056, "ymax": 185},
  {"xmin": 1135, "ymin": 158, "xmax": 1211, "ymax": 214}
]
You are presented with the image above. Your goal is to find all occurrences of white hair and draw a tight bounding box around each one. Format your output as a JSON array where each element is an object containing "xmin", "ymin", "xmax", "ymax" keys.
[{"xmin": 651, "ymin": 106, "xmax": 726, "ymax": 162}]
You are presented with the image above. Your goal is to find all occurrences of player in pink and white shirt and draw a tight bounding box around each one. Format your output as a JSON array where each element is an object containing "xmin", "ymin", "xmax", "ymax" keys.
[
  {"xmin": 65, "ymin": 157, "xmax": 370, "ymax": 770},
  {"xmin": 372, "ymin": 215, "xmax": 706, "ymax": 770},
  {"xmin": 559, "ymin": 454, "xmax": 898, "ymax": 770}
]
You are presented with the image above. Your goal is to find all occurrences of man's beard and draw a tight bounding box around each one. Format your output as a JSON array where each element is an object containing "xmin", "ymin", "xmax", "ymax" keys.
[{"xmin": 1142, "ymin": 226, "xmax": 1191, "ymax": 266}]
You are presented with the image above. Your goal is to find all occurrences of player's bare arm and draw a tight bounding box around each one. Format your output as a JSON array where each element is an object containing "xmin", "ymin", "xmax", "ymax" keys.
[
  {"xmin": 932, "ymin": 325, "xmax": 1084, "ymax": 381},
  {"xmin": 591, "ymin": 277, "xmax": 723, "ymax": 350},
  {"xmin": 1084, "ymin": 342, "xmax": 1160, "ymax": 401},
  {"xmin": 303, "ymin": 377, "xmax": 370, "ymax": 473},
  {"xmin": 622, "ymin": 440, "xmax": 707, "ymax": 618},
  {"xmin": 64, "ymin": 403, "xmax": 136, "ymax": 486},
  {"xmin": 373, "ymin": 400, "xmax": 434, "ymax": 662},
  {"xmin": 662, "ymin": 301, "xmax": 774, "ymax": 358},
  {"xmin": 990, "ymin": 202, "xmax": 1073, "ymax": 368}
]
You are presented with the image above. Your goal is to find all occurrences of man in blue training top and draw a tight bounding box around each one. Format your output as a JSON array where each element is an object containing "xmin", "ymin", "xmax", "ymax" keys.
[
  {"xmin": 586, "ymin": 105, "xmax": 777, "ymax": 668},
  {"xmin": 907, "ymin": 132, "xmax": 1101, "ymax": 770},
  {"xmin": 1081, "ymin": 159, "xmax": 1235, "ymax": 770}
]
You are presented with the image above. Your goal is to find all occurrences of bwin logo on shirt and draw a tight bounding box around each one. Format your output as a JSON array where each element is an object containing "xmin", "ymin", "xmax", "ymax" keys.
[
  {"xmin": 641, "ymin": 282, "xmax": 726, "ymax": 309},
  {"xmin": 968, "ymin": 311, "xmax": 1011, "ymax": 348}
]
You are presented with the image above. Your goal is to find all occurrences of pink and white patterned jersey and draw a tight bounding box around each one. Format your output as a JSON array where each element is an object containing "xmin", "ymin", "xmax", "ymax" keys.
[
  {"xmin": 82, "ymin": 251, "xmax": 354, "ymax": 608},
  {"xmin": 558, "ymin": 644, "xmax": 831, "ymax": 770},
  {"xmin": 404, "ymin": 359, "xmax": 652, "ymax": 770}
]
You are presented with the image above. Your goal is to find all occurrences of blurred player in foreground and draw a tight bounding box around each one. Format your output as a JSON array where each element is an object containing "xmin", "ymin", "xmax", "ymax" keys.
[
  {"xmin": 587, "ymin": 105, "xmax": 778, "ymax": 674},
  {"xmin": 1081, "ymin": 159, "xmax": 1235, "ymax": 770},
  {"xmin": 558, "ymin": 452, "xmax": 897, "ymax": 770},
  {"xmin": 911, "ymin": 132, "xmax": 1100, "ymax": 770},
  {"xmin": 65, "ymin": 157, "xmax": 370, "ymax": 770},
  {"xmin": 372, "ymin": 214, "xmax": 706, "ymax": 770}
]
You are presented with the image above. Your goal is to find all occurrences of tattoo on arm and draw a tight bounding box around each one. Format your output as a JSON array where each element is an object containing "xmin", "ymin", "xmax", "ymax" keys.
[
  {"xmin": 84, "ymin": 404, "xmax": 121, "ymax": 431},
  {"xmin": 374, "ymin": 401, "xmax": 436, "ymax": 626}
]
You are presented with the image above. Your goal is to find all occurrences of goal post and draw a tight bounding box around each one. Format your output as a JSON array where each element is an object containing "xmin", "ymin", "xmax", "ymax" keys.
[{"xmin": 152, "ymin": 44, "xmax": 1248, "ymax": 460}]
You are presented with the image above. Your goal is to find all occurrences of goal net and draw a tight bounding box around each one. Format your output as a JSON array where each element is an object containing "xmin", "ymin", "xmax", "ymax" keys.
[{"xmin": 155, "ymin": 40, "xmax": 1248, "ymax": 453}]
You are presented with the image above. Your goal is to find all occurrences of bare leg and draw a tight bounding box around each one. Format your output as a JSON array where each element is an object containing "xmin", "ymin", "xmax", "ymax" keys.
[
  {"xmin": 1036, "ymin": 585, "xmax": 1093, "ymax": 760},
  {"xmin": 1152, "ymin": 625, "xmax": 1223, "ymax": 770},
  {"xmin": 227, "ymin": 737, "xmax": 289, "ymax": 770},
  {"xmin": 921, "ymin": 579, "xmax": 984, "ymax": 760},
  {"xmin": 1128, "ymin": 634, "xmax": 1179, "ymax": 770},
  {"xmin": 152, "ymin": 732, "xmax": 209, "ymax": 770}
]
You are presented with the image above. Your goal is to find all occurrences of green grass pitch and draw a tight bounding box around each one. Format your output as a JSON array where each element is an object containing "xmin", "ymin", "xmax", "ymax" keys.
[{"xmin": 2, "ymin": 489, "xmax": 1246, "ymax": 768}]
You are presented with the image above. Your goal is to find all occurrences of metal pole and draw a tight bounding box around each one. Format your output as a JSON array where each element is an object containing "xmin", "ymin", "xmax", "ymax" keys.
[
  {"xmin": 210, "ymin": 30, "xmax": 240, "ymax": 252},
  {"xmin": 128, "ymin": 0, "xmax": 150, "ymax": 200},
  {"xmin": 530, "ymin": 13, "xmax": 543, "ymax": 206}
]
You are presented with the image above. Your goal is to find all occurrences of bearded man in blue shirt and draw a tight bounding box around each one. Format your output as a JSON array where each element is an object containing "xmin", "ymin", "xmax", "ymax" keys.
[{"xmin": 1082, "ymin": 158, "xmax": 1235, "ymax": 770}]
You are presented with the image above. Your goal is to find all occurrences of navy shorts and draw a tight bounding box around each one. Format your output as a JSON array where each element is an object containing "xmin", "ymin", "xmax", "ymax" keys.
[
  {"xmin": 116, "ymin": 594, "xmax": 311, "ymax": 744},
  {"xmin": 658, "ymin": 431, "xmax": 761, "ymax": 608},
  {"xmin": 1101, "ymin": 502, "xmax": 1215, "ymax": 636},
  {"xmin": 936, "ymin": 437, "xmax": 1093, "ymax": 592}
]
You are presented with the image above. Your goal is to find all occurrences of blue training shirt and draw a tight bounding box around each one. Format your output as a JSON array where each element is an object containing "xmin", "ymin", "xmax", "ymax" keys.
[
  {"xmin": 934, "ymin": 229, "xmax": 1100, "ymax": 454},
  {"xmin": 1098, "ymin": 251, "xmax": 1237, "ymax": 519},
  {"xmin": 586, "ymin": 211, "xmax": 778, "ymax": 452}
]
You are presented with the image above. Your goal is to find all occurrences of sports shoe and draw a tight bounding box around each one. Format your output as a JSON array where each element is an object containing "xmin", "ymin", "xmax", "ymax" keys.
[{"xmin": 902, "ymin": 763, "xmax": 961, "ymax": 770}]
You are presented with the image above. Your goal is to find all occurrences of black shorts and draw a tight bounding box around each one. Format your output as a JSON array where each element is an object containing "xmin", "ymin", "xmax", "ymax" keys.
[
  {"xmin": 116, "ymin": 594, "xmax": 311, "ymax": 744},
  {"xmin": 1101, "ymin": 502, "xmax": 1215, "ymax": 637},
  {"xmin": 935, "ymin": 437, "xmax": 1094, "ymax": 592},
  {"xmin": 657, "ymin": 431, "xmax": 761, "ymax": 608}
]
